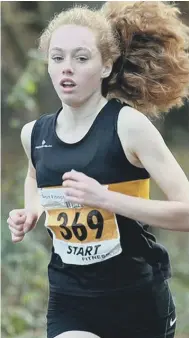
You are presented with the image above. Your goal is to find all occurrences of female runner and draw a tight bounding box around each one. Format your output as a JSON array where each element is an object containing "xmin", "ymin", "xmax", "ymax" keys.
[{"xmin": 7, "ymin": 2, "xmax": 189, "ymax": 338}]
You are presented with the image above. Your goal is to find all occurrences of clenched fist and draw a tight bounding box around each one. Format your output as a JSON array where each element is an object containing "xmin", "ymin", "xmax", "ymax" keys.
[{"xmin": 7, "ymin": 209, "xmax": 38, "ymax": 243}]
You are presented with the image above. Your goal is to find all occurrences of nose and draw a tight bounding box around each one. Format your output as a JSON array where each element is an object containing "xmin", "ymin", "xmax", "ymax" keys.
[{"xmin": 62, "ymin": 58, "xmax": 74, "ymax": 75}]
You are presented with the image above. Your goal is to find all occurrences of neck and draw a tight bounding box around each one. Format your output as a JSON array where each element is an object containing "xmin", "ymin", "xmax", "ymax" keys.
[{"xmin": 59, "ymin": 92, "xmax": 107, "ymax": 127}]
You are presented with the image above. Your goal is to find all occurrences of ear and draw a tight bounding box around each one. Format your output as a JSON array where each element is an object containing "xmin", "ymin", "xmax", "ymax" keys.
[{"xmin": 101, "ymin": 61, "xmax": 112, "ymax": 79}]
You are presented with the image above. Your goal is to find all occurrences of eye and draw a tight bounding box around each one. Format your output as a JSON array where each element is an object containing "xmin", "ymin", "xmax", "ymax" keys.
[
  {"xmin": 51, "ymin": 56, "xmax": 64, "ymax": 62},
  {"xmin": 76, "ymin": 56, "xmax": 88, "ymax": 62}
]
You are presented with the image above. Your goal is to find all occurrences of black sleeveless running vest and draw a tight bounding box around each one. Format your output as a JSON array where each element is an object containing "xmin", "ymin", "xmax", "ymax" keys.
[{"xmin": 31, "ymin": 98, "xmax": 171, "ymax": 296}]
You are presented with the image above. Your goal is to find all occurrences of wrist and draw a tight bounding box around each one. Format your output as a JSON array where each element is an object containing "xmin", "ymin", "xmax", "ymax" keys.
[
  {"xmin": 101, "ymin": 188, "xmax": 114, "ymax": 211},
  {"xmin": 25, "ymin": 207, "xmax": 38, "ymax": 214},
  {"xmin": 24, "ymin": 207, "xmax": 41, "ymax": 221}
]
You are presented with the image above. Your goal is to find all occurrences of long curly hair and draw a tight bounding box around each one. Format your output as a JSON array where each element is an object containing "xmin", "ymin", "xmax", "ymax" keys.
[
  {"xmin": 39, "ymin": 2, "xmax": 189, "ymax": 117},
  {"xmin": 101, "ymin": 1, "xmax": 189, "ymax": 116}
]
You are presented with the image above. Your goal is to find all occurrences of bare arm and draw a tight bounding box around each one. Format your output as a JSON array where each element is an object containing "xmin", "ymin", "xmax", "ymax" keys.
[
  {"xmin": 104, "ymin": 193, "xmax": 189, "ymax": 231},
  {"xmin": 21, "ymin": 121, "xmax": 44, "ymax": 220},
  {"xmin": 7, "ymin": 121, "xmax": 43, "ymax": 243},
  {"xmin": 103, "ymin": 108, "xmax": 189, "ymax": 231}
]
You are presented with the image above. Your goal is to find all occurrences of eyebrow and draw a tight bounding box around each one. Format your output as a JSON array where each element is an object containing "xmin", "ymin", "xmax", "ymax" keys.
[{"xmin": 50, "ymin": 47, "xmax": 92, "ymax": 53}]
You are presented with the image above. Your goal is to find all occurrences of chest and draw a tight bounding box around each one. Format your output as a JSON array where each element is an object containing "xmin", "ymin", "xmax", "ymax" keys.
[{"xmin": 34, "ymin": 128, "xmax": 130, "ymax": 188}]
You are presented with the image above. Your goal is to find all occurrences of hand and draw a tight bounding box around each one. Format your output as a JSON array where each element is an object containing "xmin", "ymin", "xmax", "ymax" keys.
[
  {"xmin": 62, "ymin": 170, "xmax": 108, "ymax": 208},
  {"xmin": 7, "ymin": 209, "xmax": 38, "ymax": 243}
]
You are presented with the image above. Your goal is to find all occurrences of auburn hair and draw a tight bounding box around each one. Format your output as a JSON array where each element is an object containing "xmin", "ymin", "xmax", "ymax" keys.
[{"xmin": 39, "ymin": 2, "xmax": 189, "ymax": 117}]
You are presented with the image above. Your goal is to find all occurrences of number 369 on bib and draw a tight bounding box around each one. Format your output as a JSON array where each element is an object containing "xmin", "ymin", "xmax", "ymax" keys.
[{"xmin": 45, "ymin": 207, "xmax": 119, "ymax": 244}]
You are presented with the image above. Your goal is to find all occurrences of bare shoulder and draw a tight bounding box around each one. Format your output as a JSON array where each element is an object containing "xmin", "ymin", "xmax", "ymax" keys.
[
  {"xmin": 117, "ymin": 106, "xmax": 157, "ymax": 168},
  {"xmin": 118, "ymin": 106, "xmax": 189, "ymax": 203},
  {"xmin": 118, "ymin": 105, "xmax": 157, "ymax": 140},
  {"xmin": 118, "ymin": 105, "xmax": 167, "ymax": 152},
  {"xmin": 20, "ymin": 120, "xmax": 36, "ymax": 160}
]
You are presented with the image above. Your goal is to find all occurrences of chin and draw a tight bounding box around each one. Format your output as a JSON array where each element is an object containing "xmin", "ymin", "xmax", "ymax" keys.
[{"xmin": 61, "ymin": 95, "xmax": 86, "ymax": 107}]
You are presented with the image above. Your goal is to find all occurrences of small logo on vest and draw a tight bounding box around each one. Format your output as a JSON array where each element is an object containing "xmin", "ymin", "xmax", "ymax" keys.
[
  {"xmin": 170, "ymin": 317, "xmax": 176, "ymax": 327},
  {"xmin": 35, "ymin": 140, "xmax": 52, "ymax": 149}
]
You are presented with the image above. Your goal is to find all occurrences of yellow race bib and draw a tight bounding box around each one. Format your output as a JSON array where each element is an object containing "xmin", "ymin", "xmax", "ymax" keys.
[
  {"xmin": 39, "ymin": 179, "xmax": 149, "ymax": 265},
  {"xmin": 39, "ymin": 186, "xmax": 121, "ymax": 265}
]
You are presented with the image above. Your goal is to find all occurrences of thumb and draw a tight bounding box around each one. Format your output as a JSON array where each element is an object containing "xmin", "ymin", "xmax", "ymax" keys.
[{"xmin": 24, "ymin": 211, "xmax": 38, "ymax": 234}]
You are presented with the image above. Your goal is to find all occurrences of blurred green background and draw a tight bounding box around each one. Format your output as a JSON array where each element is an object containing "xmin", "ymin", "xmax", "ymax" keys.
[{"xmin": 1, "ymin": 1, "xmax": 189, "ymax": 338}]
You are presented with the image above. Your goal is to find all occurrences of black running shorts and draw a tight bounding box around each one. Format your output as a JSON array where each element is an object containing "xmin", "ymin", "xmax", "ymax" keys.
[{"xmin": 46, "ymin": 280, "xmax": 176, "ymax": 338}]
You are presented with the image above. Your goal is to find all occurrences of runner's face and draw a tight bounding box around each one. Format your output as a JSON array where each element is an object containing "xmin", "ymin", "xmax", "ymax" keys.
[{"xmin": 48, "ymin": 25, "xmax": 105, "ymax": 107}]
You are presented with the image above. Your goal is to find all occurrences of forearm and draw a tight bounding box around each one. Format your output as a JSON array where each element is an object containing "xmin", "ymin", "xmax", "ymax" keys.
[
  {"xmin": 103, "ymin": 191, "xmax": 189, "ymax": 231},
  {"xmin": 24, "ymin": 175, "xmax": 44, "ymax": 220}
]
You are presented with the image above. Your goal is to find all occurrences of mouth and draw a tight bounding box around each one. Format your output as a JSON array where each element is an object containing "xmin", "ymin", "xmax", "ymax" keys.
[{"xmin": 60, "ymin": 79, "xmax": 77, "ymax": 88}]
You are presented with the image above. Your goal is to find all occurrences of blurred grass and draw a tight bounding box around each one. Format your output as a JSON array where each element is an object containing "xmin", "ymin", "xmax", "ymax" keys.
[{"xmin": 151, "ymin": 145, "xmax": 189, "ymax": 336}]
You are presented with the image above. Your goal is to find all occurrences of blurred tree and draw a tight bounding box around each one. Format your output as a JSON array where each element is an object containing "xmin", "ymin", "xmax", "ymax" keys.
[{"xmin": 1, "ymin": 2, "xmax": 189, "ymax": 338}]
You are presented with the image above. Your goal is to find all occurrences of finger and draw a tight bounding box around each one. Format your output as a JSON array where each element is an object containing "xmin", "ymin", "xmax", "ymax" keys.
[
  {"xmin": 63, "ymin": 180, "xmax": 87, "ymax": 191},
  {"xmin": 64, "ymin": 187, "xmax": 84, "ymax": 199},
  {"xmin": 64, "ymin": 195, "xmax": 84, "ymax": 205},
  {"xmin": 9, "ymin": 209, "xmax": 25, "ymax": 218},
  {"xmin": 7, "ymin": 217, "xmax": 25, "ymax": 230},
  {"xmin": 9, "ymin": 213, "xmax": 26, "ymax": 225},
  {"xmin": 62, "ymin": 180, "xmax": 78, "ymax": 188},
  {"xmin": 11, "ymin": 233, "xmax": 24, "ymax": 243},
  {"xmin": 63, "ymin": 170, "xmax": 87, "ymax": 182},
  {"xmin": 24, "ymin": 212, "xmax": 38, "ymax": 234},
  {"xmin": 9, "ymin": 224, "xmax": 25, "ymax": 237}
]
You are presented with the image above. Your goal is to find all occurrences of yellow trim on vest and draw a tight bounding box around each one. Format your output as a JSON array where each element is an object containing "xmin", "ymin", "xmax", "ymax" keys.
[
  {"xmin": 42, "ymin": 178, "xmax": 150, "ymax": 199},
  {"xmin": 108, "ymin": 178, "xmax": 150, "ymax": 199}
]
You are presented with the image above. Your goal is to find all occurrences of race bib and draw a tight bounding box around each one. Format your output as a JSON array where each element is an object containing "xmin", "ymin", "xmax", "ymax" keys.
[{"xmin": 39, "ymin": 186, "xmax": 122, "ymax": 265}]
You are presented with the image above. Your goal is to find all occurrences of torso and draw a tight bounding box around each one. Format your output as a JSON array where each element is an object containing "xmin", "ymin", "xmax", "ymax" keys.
[
  {"xmin": 23, "ymin": 102, "xmax": 144, "ymax": 170},
  {"xmin": 28, "ymin": 98, "xmax": 171, "ymax": 295},
  {"xmin": 54, "ymin": 105, "xmax": 145, "ymax": 169}
]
